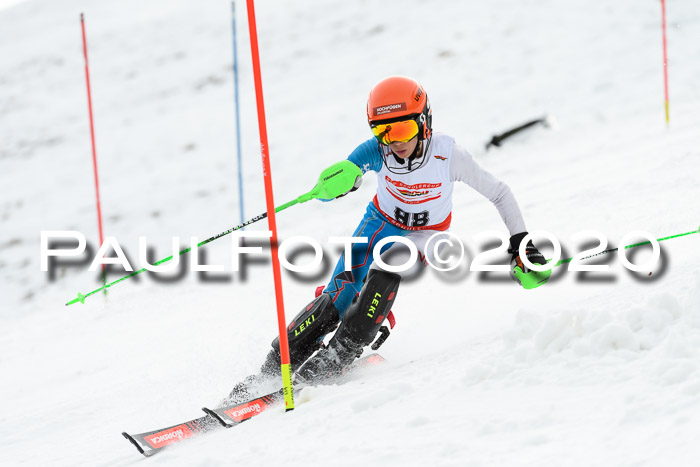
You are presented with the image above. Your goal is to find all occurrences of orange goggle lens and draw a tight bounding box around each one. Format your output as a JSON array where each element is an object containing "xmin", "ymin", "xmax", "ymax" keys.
[{"xmin": 370, "ymin": 119, "xmax": 419, "ymax": 145}]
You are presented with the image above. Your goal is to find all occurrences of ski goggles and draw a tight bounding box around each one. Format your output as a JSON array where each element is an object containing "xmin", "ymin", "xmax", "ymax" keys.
[{"xmin": 370, "ymin": 118, "xmax": 419, "ymax": 145}]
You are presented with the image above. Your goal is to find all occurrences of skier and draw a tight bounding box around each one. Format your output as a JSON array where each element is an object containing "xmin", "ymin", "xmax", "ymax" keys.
[{"xmin": 227, "ymin": 76, "xmax": 546, "ymax": 401}]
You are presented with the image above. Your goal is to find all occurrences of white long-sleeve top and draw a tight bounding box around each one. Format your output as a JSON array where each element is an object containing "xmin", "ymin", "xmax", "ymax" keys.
[{"xmin": 347, "ymin": 132, "xmax": 527, "ymax": 234}]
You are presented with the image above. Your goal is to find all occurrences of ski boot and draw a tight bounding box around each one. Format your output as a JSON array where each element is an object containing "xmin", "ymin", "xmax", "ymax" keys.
[
  {"xmin": 221, "ymin": 292, "xmax": 340, "ymax": 405},
  {"xmin": 295, "ymin": 269, "xmax": 400, "ymax": 384}
]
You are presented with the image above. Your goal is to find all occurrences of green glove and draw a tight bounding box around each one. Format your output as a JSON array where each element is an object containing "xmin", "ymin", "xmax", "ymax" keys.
[
  {"xmin": 299, "ymin": 160, "xmax": 363, "ymax": 203},
  {"xmin": 508, "ymin": 232, "xmax": 551, "ymax": 290}
]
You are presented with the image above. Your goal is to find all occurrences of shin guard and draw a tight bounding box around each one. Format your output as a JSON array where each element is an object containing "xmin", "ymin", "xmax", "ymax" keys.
[
  {"xmin": 331, "ymin": 269, "xmax": 401, "ymax": 353},
  {"xmin": 295, "ymin": 270, "xmax": 401, "ymax": 383},
  {"xmin": 260, "ymin": 293, "xmax": 340, "ymax": 376}
]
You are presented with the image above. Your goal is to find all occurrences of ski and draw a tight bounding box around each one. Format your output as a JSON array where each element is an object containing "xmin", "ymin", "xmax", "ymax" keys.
[
  {"xmin": 122, "ymin": 385, "xmax": 289, "ymax": 457},
  {"xmin": 122, "ymin": 353, "xmax": 385, "ymax": 457},
  {"xmin": 202, "ymin": 387, "xmax": 286, "ymax": 428},
  {"xmin": 122, "ymin": 414, "xmax": 219, "ymax": 457}
]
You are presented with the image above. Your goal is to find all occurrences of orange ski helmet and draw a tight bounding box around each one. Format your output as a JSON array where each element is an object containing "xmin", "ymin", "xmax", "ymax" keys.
[{"xmin": 366, "ymin": 76, "xmax": 432, "ymax": 144}]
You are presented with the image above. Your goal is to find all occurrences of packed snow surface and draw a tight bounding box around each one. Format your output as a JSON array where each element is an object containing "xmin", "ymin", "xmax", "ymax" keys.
[{"xmin": 1, "ymin": 0, "xmax": 699, "ymax": 465}]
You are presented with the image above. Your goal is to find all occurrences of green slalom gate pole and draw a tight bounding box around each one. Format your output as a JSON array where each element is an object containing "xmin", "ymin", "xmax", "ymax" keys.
[
  {"xmin": 65, "ymin": 160, "xmax": 362, "ymax": 306},
  {"xmin": 514, "ymin": 225, "xmax": 700, "ymax": 290}
]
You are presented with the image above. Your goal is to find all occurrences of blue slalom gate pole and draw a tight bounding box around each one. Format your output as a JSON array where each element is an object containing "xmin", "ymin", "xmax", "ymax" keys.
[{"xmin": 232, "ymin": 1, "xmax": 245, "ymax": 226}]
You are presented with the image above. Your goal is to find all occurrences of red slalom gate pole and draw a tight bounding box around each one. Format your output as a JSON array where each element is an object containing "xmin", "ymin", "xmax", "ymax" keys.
[
  {"xmin": 80, "ymin": 13, "xmax": 107, "ymax": 297},
  {"xmin": 660, "ymin": 0, "xmax": 670, "ymax": 125},
  {"xmin": 245, "ymin": 0, "xmax": 294, "ymax": 411}
]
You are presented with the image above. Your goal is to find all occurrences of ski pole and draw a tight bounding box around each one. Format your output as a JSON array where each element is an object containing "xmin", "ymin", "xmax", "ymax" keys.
[
  {"xmin": 64, "ymin": 160, "xmax": 362, "ymax": 306},
  {"xmin": 514, "ymin": 226, "xmax": 699, "ymax": 290},
  {"xmin": 65, "ymin": 204, "xmax": 287, "ymax": 306},
  {"xmin": 554, "ymin": 226, "xmax": 700, "ymax": 268}
]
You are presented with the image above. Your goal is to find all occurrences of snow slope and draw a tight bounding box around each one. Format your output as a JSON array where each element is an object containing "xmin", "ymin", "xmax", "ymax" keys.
[{"xmin": 1, "ymin": 0, "xmax": 699, "ymax": 465}]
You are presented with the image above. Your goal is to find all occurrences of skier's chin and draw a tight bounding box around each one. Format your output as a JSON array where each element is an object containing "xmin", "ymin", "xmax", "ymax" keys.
[{"xmin": 392, "ymin": 148, "xmax": 411, "ymax": 158}]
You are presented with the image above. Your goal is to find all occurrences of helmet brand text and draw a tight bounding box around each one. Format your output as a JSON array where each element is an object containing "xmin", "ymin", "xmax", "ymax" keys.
[{"xmin": 373, "ymin": 103, "xmax": 407, "ymax": 117}]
